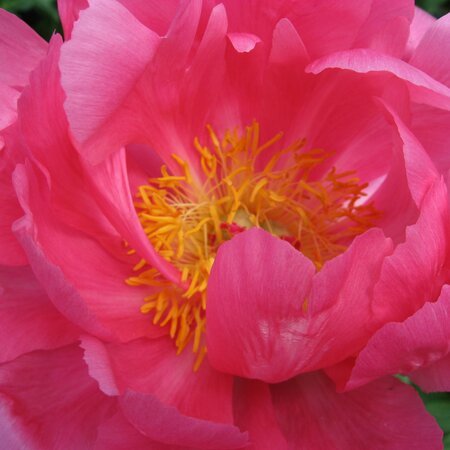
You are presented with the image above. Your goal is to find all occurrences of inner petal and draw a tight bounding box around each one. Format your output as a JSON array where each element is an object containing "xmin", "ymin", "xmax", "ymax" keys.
[{"xmin": 125, "ymin": 122, "xmax": 378, "ymax": 368}]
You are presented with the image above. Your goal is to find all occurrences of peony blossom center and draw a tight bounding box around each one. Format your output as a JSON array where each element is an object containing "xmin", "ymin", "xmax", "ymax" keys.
[{"xmin": 126, "ymin": 122, "xmax": 378, "ymax": 369}]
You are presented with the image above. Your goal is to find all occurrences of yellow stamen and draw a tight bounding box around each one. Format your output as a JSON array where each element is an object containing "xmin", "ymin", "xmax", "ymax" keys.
[{"xmin": 126, "ymin": 121, "xmax": 379, "ymax": 369}]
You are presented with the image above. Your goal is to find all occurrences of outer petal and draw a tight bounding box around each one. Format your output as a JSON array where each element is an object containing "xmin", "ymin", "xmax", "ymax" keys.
[
  {"xmin": 61, "ymin": 0, "xmax": 228, "ymax": 173},
  {"xmin": 410, "ymin": 13, "xmax": 450, "ymax": 88},
  {"xmin": 346, "ymin": 285, "xmax": 450, "ymax": 391},
  {"xmin": 409, "ymin": 354, "xmax": 450, "ymax": 393},
  {"xmin": 57, "ymin": 0, "xmax": 88, "ymax": 39},
  {"xmin": 270, "ymin": 372, "xmax": 443, "ymax": 450},
  {"xmin": 81, "ymin": 335, "xmax": 235, "ymax": 424},
  {"xmin": 0, "ymin": 345, "xmax": 116, "ymax": 450},
  {"xmin": 0, "ymin": 266, "xmax": 79, "ymax": 363},
  {"xmin": 233, "ymin": 379, "xmax": 288, "ymax": 450},
  {"xmin": 206, "ymin": 228, "xmax": 316, "ymax": 383},
  {"xmin": 95, "ymin": 411, "xmax": 187, "ymax": 450},
  {"xmin": 13, "ymin": 163, "xmax": 165, "ymax": 342},
  {"xmin": 306, "ymin": 48, "xmax": 450, "ymax": 111},
  {"xmin": 120, "ymin": 390, "xmax": 248, "ymax": 449},
  {"xmin": 0, "ymin": 9, "xmax": 47, "ymax": 88},
  {"xmin": 406, "ymin": 7, "xmax": 436, "ymax": 58},
  {"xmin": 372, "ymin": 179, "xmax": 450, "ymax": 322}
]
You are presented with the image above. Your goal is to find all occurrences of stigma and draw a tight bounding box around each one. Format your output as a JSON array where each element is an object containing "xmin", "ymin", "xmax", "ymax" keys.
[{"xmin": 125, "ymin": 122, "xmax": 378, "ymax": 369}]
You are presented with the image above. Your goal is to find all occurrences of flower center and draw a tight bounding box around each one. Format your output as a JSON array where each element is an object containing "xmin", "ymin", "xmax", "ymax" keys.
[{"xmin": 126, "ymin": 122, "xmax": 378, "ymax": 369}]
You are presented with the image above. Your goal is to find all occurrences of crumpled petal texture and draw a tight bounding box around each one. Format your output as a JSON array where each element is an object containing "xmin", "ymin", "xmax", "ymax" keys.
[{"xmin": 1, "ymin": 1, "xmax": 450, "ymax": 449}]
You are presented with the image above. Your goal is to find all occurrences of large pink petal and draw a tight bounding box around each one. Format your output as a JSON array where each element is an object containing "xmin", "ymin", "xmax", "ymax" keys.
[
  {"xmin": 81, "ymin": 335, "xmax": 235, "ymax": 424},
  {"xmin": 0, "ymin": 265, "xmax": 79, "ymax": 363},
  {"xmin": 57, "ymin": 0, "xmax": 88, "ymax": 39},
  {"xmin": 206, "ymin": 228, "xmax": 316, "ymax": 383},
  {"xmin": 270, "ymin": 372, "xmax": 443, "ymax": 450},
  {"xmin": 207, "ymin": 227, "xmax": 393, "ymax": 382},
  {"xmin": 372, "ymin": 179, "xmax": 450, "ymax": 322},
  {"xmin": 13, "ymin": 163, "xmax": 166, "ymax": 342},
  {"xmin": 119, "ymin": 390, "xmax": 247, "ymax": 449},
  {"xmin": 0, "ymin": 9, "xmax": 47, "ymax": 88},
  {"xmin": 233, "ymin": 379, "xmax": 288, "ymax": 450},
  {"xmin": 346, "ymin": 285, "xmax": 450, "ymax": 391},
  {"xmin": 0, "ymin": 84, "xmax": 19, "ymax": 131},
  {"xmin": 410, "ymin": 13, "xmax": 450, "ymax": 88},
  {"xmin": 0, "ymin": 345, "xmax": 116, "ymax": 449},
  {"xmin": 61, "ymin": 0, "xmax": 222, "ymax": 172},
  {"xmin": 306, "ymin": 48, "xmax": 450, "ymax": 111}
]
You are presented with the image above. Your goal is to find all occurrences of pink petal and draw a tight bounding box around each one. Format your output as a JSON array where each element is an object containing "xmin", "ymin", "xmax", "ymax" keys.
[
  {"xmin": 306, "ymin": 48, "xmax": 450, "ymax": 111},
  {"xmin": 60, "ymin": 0, "xmax": 160, "ymax": 160},
  {"xmin": 233, "ymin": 379, "xmax": 288, "ymax": 450},
  {"xmin": 61, "ymin": 0, "xmax": 213, "ymax": 171},
  {"xmin": 120, "ymin": 390, "xmax": 248, "ymax": 449},
  {"xmin": 81, "ymin": 335, "xmax": 235, "ymax": 424},
  {"xmin": 0, "ymin": 129, "xmax": 27, "ymax": 266},
  {"xmin": 57, "ymin": 0, "xmax": 88, "ymax": 39},
  {"xmin": 409, "ymin": 354, "xmax": 450, "ymax": 393},
  {"xmin": 117, "ymin": 0, "xmax": 180, "ymax": 36},
  {"xmin": 95, "ymin": 411, "xmax": 183, "ymax": 450},
  {"xmin": 377, "ymin": 98, "xmax": 439, "ymax": 208},
  {"xmin": 347, "ymin": 285, "xmax": 450, "ymax": 391},
  {"xmin": 207, "ymin": 228, "xmax": 393, "ymax": 382},
  {"xmin": 0, "ymin": 266, "xmax": 79, "ymax": 363},
  {"xmin": 406, "ymin": 7, "xmax": 436, "ymax": 58},
  {"xmin": 0, "ymin": 345, "xmax": 116, "ymax": 449},
  {"xmin": 206, "ymin": 228, "xmax": 316, "ymax": 383},
  {"xmin": 0, "ymin": 9, "xmax": 47, "ymax": 88},
  {"xmin": 372, "ymin": 179, "xmax": 450, "ymax": 323},
  {"xmin": 13, "ymin": 164, "xmax": 165, "ymax": 342},
  {"xmin": 353, "ymin": 0, "xmax": 413, "ymax": 57},
  {"xmin": 271, "ymin": 372, "xmax": 443, "ymax": 449},
  {"xmin": 410, "ymin": 13, "xmax": 450, "ymax": 87},
  {"xmin": 0, "ymin": 84, "xmax": 19, "ymax": 130},
  {"xmin": 411, "ymin": 104, "xmax": 450, "ymax": 174}
]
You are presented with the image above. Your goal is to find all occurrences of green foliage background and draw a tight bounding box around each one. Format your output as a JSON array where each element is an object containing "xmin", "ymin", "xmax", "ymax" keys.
[{"xmin": 1, "ymin": 0, "xmax": 450, "ymax": 447}]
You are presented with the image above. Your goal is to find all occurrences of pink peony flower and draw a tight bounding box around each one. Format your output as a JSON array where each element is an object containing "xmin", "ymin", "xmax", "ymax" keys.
[{"xmin": 1, "ymin": 0, "xmax": 450, "ymax": 448}]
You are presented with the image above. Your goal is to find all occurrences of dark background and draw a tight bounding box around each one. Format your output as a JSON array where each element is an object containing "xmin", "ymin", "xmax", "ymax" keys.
[{"xmin": 0, "ymin": 0, "xmax": 450, "ymax": 40}]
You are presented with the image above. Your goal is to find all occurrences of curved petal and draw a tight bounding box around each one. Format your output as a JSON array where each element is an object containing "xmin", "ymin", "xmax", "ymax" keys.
[
  {"xmin": 120, "ymin": 390, "xmax": 248, "ymax": 449},
  {"xmin": 0, "ymin": 345, "xmax": 116, "ymax": 450},
  {"xmin": 81, "ymin": 335, "xmax": 235, "ymax": 424},
  {"xmin": 410, "ymin": 13, "xmax": 450, "ymax": 88},
  {"xmin": 233, "ymin": 379, "xmax": 288, "ymax": 450},
  {"xmin": 13, "ymin": 163, "xmax": 166, "ymax": 342},
  {"xmin": 372, "ymin": 179, "xmax": 450, "ymax": 323},
  {"xmin": 306, "ymin": 48, "xmax": 450, "ymax": 111},
  {"xmin": 207, "ymin": 227, "xmax": 394, "ymax": 382},
  {"xmin": 61, "ymin": 0, "xmax": 225, "ymax": 173},
  {"xmin": 270, "ymin": 371, "xmax": 443, "ymax": 450},
  {"xmin": 346, "ymin": 285, "xmax": 450, "ymax": 391},
  {"xmin": 206, "ymin": 228, "xmax": 316, "ymax": 383},
  {"xmin": 0, "ymin": 9, "xmax": 47, "ymax": 88},
  {"xmin": 57, "ymin": 0, "xmax": 88, "ymax": 39},
  {"xmin": 411, "ymin": 104, "xmax": 450, "ymax": 174},
  {"xmin": 353, "ymin": 0, "xmax": 413, "ymax": 57},
  {"xmin": 0, "ymin": 265, "xmax": 79, "ymax": 363},
  {"xmin": 406, "ymin": 7, "xmax": 435, "ymax": 58}
]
